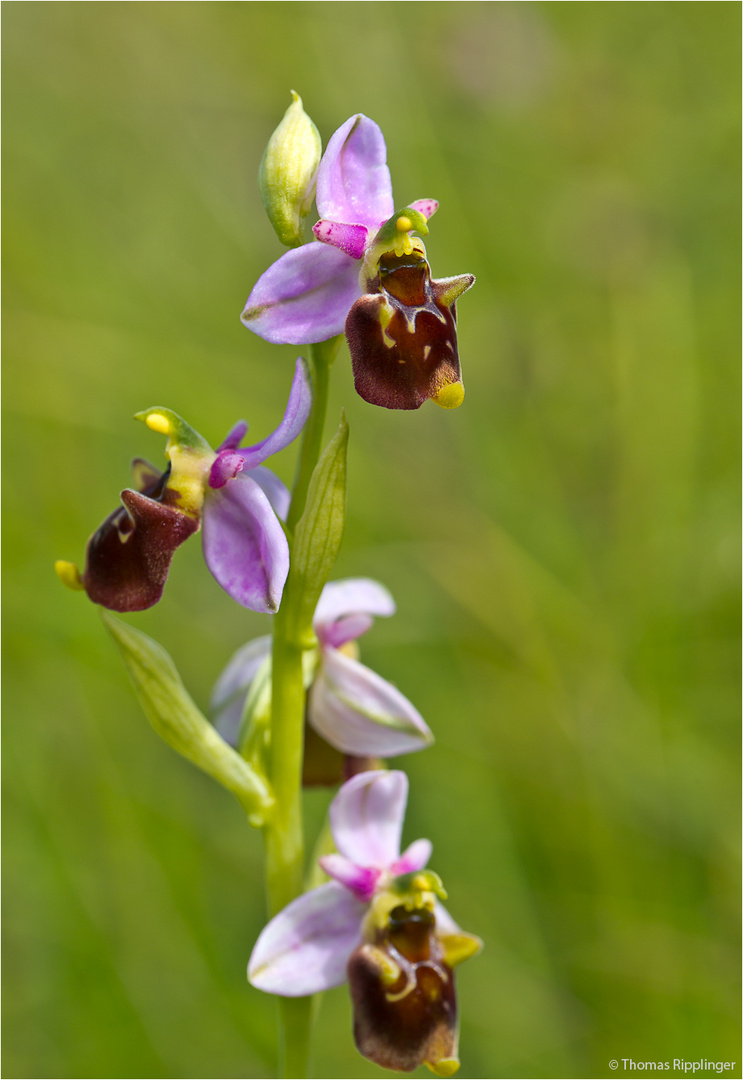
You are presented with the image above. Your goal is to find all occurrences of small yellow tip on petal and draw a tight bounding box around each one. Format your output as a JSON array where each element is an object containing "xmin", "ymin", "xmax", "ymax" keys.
[
  {"xmin": 55, "ymin": 560, "xmax": 85, "ymax": 592},
  {"xmin": 395, "ymin": 215, "xmax": 412, "ymax": 233},
  {"xmin": 440, "ymin": 931, "xmax": 484, "ymax": 968},
  {"xmin": 433, "ymin": 383, "xmax": 465, "ymax": 410},
  {"xmin": 145, "ymin": 413, "xmax": 171, "ymax": 435},
  {"xmin": 426, "ymin": 1057, "xmax": 460, "ymax": 1077}
]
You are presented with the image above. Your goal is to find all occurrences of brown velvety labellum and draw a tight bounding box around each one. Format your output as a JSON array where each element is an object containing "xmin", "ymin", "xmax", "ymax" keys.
[
  {"xmin": 83, "ymin": 467, "xmax": 198, "ymax": 612},
  {"xmin": 346, "ymin": 254, "xmax": 463, "ymax": 411},
  {"xmin": 348, "ymin": 905, "xmax": 458, "ymax": 1072}
]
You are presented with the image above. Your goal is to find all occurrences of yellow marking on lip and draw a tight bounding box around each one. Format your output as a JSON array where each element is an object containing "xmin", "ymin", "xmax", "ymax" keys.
[
  {"xmin": 378, "ymin": 298, "xmax": 396, "ymax": 348},
  {"xmin": 364, "ymin": 945, "xmax": 402, "ymax": 988}
]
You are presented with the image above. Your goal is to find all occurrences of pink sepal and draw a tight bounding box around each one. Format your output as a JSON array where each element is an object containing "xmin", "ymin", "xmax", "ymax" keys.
[{"xmin": 248, "ymin": 881, "xmax": 366, "ymax": 996}]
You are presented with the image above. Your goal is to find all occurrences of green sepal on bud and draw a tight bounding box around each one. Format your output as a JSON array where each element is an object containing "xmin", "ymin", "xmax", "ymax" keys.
[
  {"xmin": 259, "ymin": 91, "xmax": 321, "ymax": 248},
  {"xmin": 102, "ymin": 610, "xmax": 274, "ymax": 826}
]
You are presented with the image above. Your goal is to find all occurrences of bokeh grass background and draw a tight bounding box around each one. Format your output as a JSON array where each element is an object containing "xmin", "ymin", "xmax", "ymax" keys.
[{"xmin": 3, "ymin": 3, "xmax": 740, "ymax": 1078}]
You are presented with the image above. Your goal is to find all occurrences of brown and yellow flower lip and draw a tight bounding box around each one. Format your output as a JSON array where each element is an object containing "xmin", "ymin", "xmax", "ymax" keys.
[
  {"xmin": 348, "ymin": 903, "xmax": 460, "ymax": 1075},
  {"xmin": 346, "ymin": 252, "xmax": 474, "ymax": 411},
  {"xmin": 82, "ymin": 464, "xmax": 199, "ymax": 613}
]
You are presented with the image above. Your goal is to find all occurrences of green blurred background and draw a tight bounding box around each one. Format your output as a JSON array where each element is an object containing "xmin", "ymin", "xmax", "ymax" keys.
[{"xmin": 3, "ymin": 3, "xmax": 740, "ymax": 1078}]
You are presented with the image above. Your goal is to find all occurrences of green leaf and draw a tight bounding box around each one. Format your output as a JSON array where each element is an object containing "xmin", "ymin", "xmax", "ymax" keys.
[
  {"xmin": 285, "ymin": 412, "xmax": 348, "ymax": 645},
  {"xmin": 101, "ymin": 610, "xmax": 274, "ymax": 825}
]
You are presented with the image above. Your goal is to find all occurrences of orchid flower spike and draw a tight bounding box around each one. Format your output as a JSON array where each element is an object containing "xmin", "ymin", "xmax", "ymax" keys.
[
  {"xmin": 249, "ymin": 770, "xmax": 481, "ymax": 1075},
  {"xmin": 55, "ymin": 358, "xmax": 311, "ymax": 613},
  {"xmin": 211, "ymin": 577, "xmax": 433, "ymax": 759},
  {"xmin": 242, "ymin": 113, "xmax": 475, "ymax": 411}
]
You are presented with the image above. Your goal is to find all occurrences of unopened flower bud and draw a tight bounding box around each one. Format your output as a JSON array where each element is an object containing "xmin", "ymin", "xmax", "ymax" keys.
[{"xmin": 259, "ymin": 91, "xmax": 321, "ymax": 248}]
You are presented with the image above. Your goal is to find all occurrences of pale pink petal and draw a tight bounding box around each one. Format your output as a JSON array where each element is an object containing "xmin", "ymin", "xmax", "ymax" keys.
[
  {"xmin": 329, "ymin": 770, "xmax": 409, "ymax": 868},
  {"xmin": 236, "ymin": 357, "xmax": 312, "ymax": 469},
  {"xmin": 210, "ymin": 635, "xmax": 271, "ymax": 745},
  {"xmin": 409, "ymin": 198, "xmax": 439, "ymax": 221},
  {"xmin": 313, "ymin": 577, "xmax": 395, "ymax": 646},
  {"xmin": 308, "ymin": 648, "xmax": 433, "ymax": 757},
  {"xmin": 390, "ymin": 838, "xmax": 433, "ymax": 877},
  {"xmin": 217, "ymin": 420, "xmax": 249, "ymax": 452},
  {"xmin": 313, "ymin": 219, "xmax": 369, "ymax": 259},
  {"xmin": 208, "ymin": 450, "xmax": 244, "ymax": 490},
  {"xmin": 211, "ymin": 635, "xmax": 272, "ymax": 711},
  {"xmin": 318, "ymin": 613, "xmax": 375, "ymax": 649},
  {"xmin": 434, "ymin": 901, "xmax": 462, "ymax": 938},
  {"xmin": 248, "ymin": 881, "xmax": 366, "ymax": 996},
  {"xmin": 202, "ymin": 474, "xmax": 289, "ymax": 613},
  {"xmin": 318, "ymin": 853, "xmax": 381, "ymax": 902},
  {"xmin": 316, "ymin": 114, "xmax": 394, "ymax": 231},
  {"xmin": 248, "ymin": 466, "xmax": 290, "ymax": 521}
]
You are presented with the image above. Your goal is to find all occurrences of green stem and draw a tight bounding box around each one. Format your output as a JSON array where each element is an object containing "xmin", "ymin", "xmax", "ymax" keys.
[
  {"xmin": 263, "ymin": 337, "xmax": 336, "ymax": 1078},
  {"xmin": 286, "ymin": 338, "xmax": 339, "ymax": 534},
  {"xmin": 278, "ymin": 997, "xmax": 313, "ymax": 1079},
  {"xmin": 265, "ymin": 622, "xmax": 305, "ymax": 913}
]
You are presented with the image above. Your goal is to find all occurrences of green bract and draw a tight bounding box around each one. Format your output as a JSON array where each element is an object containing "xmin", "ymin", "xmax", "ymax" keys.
[{"xmin": 102, "ymin": 610, "xmax": 274, "ymax": 825}]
